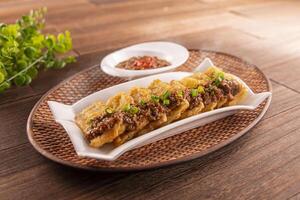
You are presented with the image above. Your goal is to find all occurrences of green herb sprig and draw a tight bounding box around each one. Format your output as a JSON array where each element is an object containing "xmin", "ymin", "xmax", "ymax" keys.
[{"xmin": 0, "ymin": 7, "xmax": 75, "ymax": 93}]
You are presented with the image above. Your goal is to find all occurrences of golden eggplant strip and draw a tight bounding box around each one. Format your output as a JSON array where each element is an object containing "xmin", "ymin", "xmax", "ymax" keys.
[
  {"xmin": 135, "ymin": 80, "xmax": 174, "ymax": 136},
  {"xmin": 179, "ymin": 77, "xmax": 205, "ymax": 118},
  {"xmin": 75, "ymin": 101, "xmax": 126, "ymax": 148},
  {"xmin": 113, "ymin": 87, "xmax": 154, "ymax": 146},
  {"xmin": 163, "ymin": 80, "xmax": 189, "ymax": 123},
  {"xmin": 146, "ymin": 79, "xmax": 189, "ymax": 128},
  {"xmin": 75, "ymin": 101, "xmax": 106, "ymax": 135},
  {"xmin": 90, "ymin": 121, "xmax": 125, "ymax": 148},
  {"xmin": 106, "ymin": 92, "xmax": 134, "ymax": 111},
  {"xmin": 192, "ymin": 67, "xmax": 246, "ymax": 110}
]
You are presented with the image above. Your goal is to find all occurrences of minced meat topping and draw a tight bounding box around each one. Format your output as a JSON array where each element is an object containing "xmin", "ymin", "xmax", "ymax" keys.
[{"xmin": 86, "ymin": 79, "xmax": 241, "ymax": 141}]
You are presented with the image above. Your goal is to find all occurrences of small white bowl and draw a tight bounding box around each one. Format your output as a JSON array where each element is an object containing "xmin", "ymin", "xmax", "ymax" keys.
[{"xmin": 100, "ymin": 41, "xmax": 189, "ymax": 78}]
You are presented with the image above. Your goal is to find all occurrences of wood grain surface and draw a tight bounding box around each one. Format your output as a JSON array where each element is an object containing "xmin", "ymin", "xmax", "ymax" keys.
[{"xmin": 0, "ymin": 0, "xmax": 299, "ymax": 199}]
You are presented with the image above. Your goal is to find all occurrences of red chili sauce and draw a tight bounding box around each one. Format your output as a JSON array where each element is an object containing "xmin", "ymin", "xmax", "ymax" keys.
[{"xmin": 116, "ymin": 56, "xmax": 170, "ymax": 70}]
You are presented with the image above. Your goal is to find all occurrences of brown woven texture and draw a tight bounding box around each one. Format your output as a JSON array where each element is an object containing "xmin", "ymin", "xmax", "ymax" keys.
[{"xmin": 27, "ymin": 50, "xmax": 271, "ymax": 171}]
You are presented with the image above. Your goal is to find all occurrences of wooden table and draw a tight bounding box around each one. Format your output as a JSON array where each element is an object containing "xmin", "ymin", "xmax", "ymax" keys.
[{"xmin": 1, "ymin": 0, "xmax": 300, "ymax": 199}]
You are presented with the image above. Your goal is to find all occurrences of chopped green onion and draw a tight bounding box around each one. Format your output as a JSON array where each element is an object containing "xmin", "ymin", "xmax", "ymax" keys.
[
  {"xmin": 105, "ymin": 107, "xmax": 114, "ymax": 114},
  {"xmin": 151, "ymin": 95, "xmax": 160, "ymax": 103},
  {"xmin": 197, "ymin": 86, "xmax": 205, "ymax": 93},
  {"xmin": 140, "ymin": 100, "xmax": 146, "ymax": 106},
  {"xmin": 161, "ymin": 91, "xmax": 170, "ymax": 100},
  {"xmin": 123, "ymin": 104, "xmax": 131, "ymax": 112},
  {"xmin": 177, "ymin": 90, "xmax": 183, "ymax": 97},
  {"xmin": 163, "ymin": 99, "xmax": 170, "ymax": 105},
  {"xmin": 123, "ymin": 104, "xmax": 139, "ymax": 114},
  {"xmin": 130, "ymin": 106, "xmax": 139, "ymax": 114},
  {"xmin": 213, "ymin": 71, "xmax": 225, "ymax": 86},
  {"xmin": 219, "ymin": 72, "xmax": 225, "ymax": 79},
  {"xmin": 191, "ymin": 89, "xmax": 199, "ymax": 97}
]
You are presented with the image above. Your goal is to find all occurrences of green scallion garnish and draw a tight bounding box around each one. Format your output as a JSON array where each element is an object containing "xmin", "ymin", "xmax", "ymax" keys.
[
  {"xmin": 123, "ymin": 104, "xmax": 139, "ymax": 114},
  {"xmin": 191, "ymin": 89, "xmax": 199, "ymax": 97},
  {"xmin": 197, "ymin": 86, "xmax": 205, "ymax": 93},
  {"xmin": 213, "ymin": 71, "xmax": 225, "ymax": 86},
  {"xmin": 130, "ymin": 106, "xmax": 139, "ymax": 114},
  {"xmin": 140, "ymin": 100, "xmax": 146, "ymax": 106},
  {"xmin": 161, "ymin": 91, "xmax": 170, "ymax": 100},
  {"xmin": 123, "ymin": 104, "xmax": 131, "ymax": 112},
  {"xmin": 163, "ymin": 99, "xmax": 170, "ymax": 105},
  {"xmin": 151, "ymin": 95, "xmax": 160, "ymax": 103},
  {"xmin": 105, "ymin": 107, "xmax": 114, "ymax": 114},
  {"xmin": 177, "ymin": 90, "xmax": 183, "ymax": 97}
]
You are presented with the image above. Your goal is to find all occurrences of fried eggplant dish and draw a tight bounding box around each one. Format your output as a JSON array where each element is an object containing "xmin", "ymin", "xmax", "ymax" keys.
[{"xmin": 75, "ymin": 66, "xmax": 247, "ymax": 148}]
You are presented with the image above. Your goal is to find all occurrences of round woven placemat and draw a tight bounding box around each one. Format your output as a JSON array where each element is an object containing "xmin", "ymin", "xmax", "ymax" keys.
[{"xmin": 27, "ymin": 50, "xmax": 271, "ymax": 171}]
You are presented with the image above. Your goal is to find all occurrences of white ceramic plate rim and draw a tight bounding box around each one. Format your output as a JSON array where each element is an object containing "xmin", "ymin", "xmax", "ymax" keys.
[{"xmin": 48, "ymin": 58, "xmax": 272, "ymax": 161}]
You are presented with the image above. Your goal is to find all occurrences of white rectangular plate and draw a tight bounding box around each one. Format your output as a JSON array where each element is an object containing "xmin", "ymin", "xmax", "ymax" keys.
[{"xmin": 48, "ymin": 58, "xmax": 271, "ymax": 161}]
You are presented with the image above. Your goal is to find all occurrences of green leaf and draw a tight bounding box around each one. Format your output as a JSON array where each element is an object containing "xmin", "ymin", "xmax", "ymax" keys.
[
  {"xmin": 44, "ymin": 35, "xmax": 55, "ymax": 48},
  {"xmin": 14, "ymin": 75, "xmax": 26, "ymax": 86},
  {"xmin": 54, "ymin": 43, "xmax": 66, "ymax": 53},
  {"xmin": 17, "ymin": 60, "xmax": 28, "ymax": 69},
  {"xmin": 0, "ymin": 8, "xmax": 75, "ymax": 93},
  {"xmin": 57, "ymin": 33, "xmax": 65, "ymax": 43},
  {"xmin": 0, "ymin": 63, "xmax": 7, "ymax": 77},
  {"xmin": 21, "ymin": 26, "xmax": 38, "ymax": 38},
  {"xmin": 53, "ymin": 60, "xmax": 66, "ymax": 69},
  {"xmin": 0, "ymin": 34, "xmax": 9, "ymax": 42},
  {"xmin": 21, "ymin": 15, "xmax": 31, "ymax": 24},
  {"xmin": 0, "ymin": 61, "xmax": 5, "ymax": 69},
  {"xmin": 31, "ymin": 34, "xmax": 45, "ymax": 47},
  {"xmin": 24, "ymin": 46, "xmax": 37, "ymax": 58},
  {"xmin": 24, "ymin": 74, "xmax": 32, "ymax": 85},
  {"xmin": 64, "ymin": 30, "xmax": 72, "ymax": 50},
  {"xmin": 64, "ymin": 56, "xmax": 76, "ymax": 63},
  {"xmin": 0, "ymin": 81, "xmax": 10, "ymax": 93},
  {"xmin": 45, "ymin": 60, "xmax": 55, "ymax": 68},
  {"xmin": 26, "ymin": 66, "xmax": 38, "ymax": 79},
  {"xmin": 0, "ymin": 71, "xmax": 5, "ymax": 83},
  {"xmin": 1, "ymin": 24, "xmax": 20, "ymax": 38}
]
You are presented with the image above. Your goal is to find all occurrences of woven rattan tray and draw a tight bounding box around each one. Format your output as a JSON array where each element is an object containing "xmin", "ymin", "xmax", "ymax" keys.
[{"xmin": 27, "ymin": 50, "xmax": 272, "ymax": 171}]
